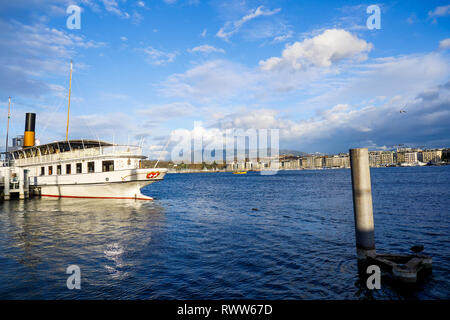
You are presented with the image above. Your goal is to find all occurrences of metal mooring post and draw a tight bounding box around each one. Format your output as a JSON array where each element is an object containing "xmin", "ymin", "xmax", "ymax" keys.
[
  {"xmin": 18, "ymin": 169, "xmax": 25, "ymax": 200},
  {"xmin": 4, "ymin": 168, "xmax": 11, "ymax": 201},
  {"xmin": 350, "ymin": 148, "xmax": 376, "ymax": 259}
]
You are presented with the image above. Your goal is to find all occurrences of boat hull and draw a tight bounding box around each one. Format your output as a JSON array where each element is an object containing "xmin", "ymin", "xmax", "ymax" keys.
[
  {"xmin": 37, "ymin": 180, "xmax": 156, "ymax": 200},
  {"xmin": 29, "ymin": 168, "xmax": 167, "ymax": 200}
]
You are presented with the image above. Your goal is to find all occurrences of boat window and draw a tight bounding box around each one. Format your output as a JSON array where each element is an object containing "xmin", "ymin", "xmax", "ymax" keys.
[
  {"xmin": 76, "ymin": 163, "xmax": 82, "ymax": 173},
  {"xmin": 57, "ymin": 165, "xmax": 61, "ymax": 175},
  {"xmin": 48, "ymin": 166, "xmax": 53, "ymax": 175},
  {"xmin": 66, "ymin": 164, "xmax": 71, "ymax": 174},
  {"xmin": 88, "ymin": 161, "xmax": 95, "ymax": 173},
  {"xmin": 41, "ymin": 167, "xmax": 45, "ymax": 176},
  {"xmin": 102, "ymin": 160, "xmax": 114, "ymax": 172}
]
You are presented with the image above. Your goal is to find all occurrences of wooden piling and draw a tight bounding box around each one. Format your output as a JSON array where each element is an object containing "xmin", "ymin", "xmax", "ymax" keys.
[{"xmin": 349, "ymin": 148, "xmax": 376, "ymax": 259}]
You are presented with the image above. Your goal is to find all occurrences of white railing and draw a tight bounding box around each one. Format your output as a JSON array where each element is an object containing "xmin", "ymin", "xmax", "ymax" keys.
[{"xmin": 13, "ymin": 145, "xmax": 142, "ymax": 166}]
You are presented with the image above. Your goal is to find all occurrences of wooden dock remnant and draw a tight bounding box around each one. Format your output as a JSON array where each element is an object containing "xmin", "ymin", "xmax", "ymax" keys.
[
  {"xmin": 1, "ymin": 167, "xmax": 30, "ymax": 201},
  {"xmin": 366, "ymin": 253, "xmax": 432, "ymax": 283}
]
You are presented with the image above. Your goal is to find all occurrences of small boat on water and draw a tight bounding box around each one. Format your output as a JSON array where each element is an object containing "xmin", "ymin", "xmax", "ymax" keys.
[
  {"xmin": 232, "ymin": 171, "xmax": 247, "ymax": 174},
  {"xmin": 3, "ymin": 61, "xmax": 167, "ymax": 200},
  {"xmin": 400, "ymin": 161, "xmax": 427, "ymax": 167}
]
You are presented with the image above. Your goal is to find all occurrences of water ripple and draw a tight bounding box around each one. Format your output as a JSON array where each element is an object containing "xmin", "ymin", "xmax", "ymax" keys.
[{"xmin": 0, "ymin": 167, "xmax": 449, "ymax": 299}]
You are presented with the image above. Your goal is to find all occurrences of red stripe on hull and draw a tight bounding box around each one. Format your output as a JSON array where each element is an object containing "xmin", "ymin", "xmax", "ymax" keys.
[{"xmin": 40, "ymin": 194, "xmax": 153, "ymax": 200}]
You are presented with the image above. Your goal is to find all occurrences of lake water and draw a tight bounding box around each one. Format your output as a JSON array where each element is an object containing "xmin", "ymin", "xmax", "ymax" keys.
[{"xmin": 0, "ymin": 166, "xmax": 449, "ymax": 299}]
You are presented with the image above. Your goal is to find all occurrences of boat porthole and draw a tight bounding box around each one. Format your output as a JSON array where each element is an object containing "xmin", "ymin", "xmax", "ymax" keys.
[{"xmin": 106, "ymin": 177, "xmax": 109, "ymax": 181}]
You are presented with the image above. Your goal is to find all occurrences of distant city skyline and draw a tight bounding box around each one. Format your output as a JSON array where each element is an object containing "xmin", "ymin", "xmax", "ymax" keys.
[{"xmin": 0, "ymin": 1, "xmax": 449, "ymax": 159}]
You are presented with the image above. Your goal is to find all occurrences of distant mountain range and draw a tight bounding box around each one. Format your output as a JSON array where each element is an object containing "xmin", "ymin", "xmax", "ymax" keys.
[
  {"xmin": 161, "ymin": 147, "xmax": 309, "ymax": 161},
  {"xmin": 279, "ymin": 149, "xmax": 308, "ymax": 156}
]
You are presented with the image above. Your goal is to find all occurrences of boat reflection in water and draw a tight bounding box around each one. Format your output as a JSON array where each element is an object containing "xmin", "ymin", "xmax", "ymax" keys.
[{"xmin": 0, "ymin": 198, "xmax": 166, "ymax": 299}]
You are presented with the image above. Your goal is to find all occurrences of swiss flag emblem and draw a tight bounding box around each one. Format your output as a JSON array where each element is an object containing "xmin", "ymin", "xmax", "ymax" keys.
[{"xmin": 146, "ymin": 171, "xmax": 160, "ymax": 179}]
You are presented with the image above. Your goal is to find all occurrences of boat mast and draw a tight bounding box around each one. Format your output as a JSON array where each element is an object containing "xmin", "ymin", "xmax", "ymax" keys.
[
  {"xmin": 66, "ymin": 60, "xmax": 73, "ymax": 141},
  {"xmin": 5, "ymin": 96, "xmax": 11, "ymax": 154}
]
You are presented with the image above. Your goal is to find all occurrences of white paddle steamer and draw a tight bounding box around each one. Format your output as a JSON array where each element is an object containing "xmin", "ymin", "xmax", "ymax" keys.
[
  {"xmin": 10, "ymin": 139, "xmax": 166, "ymax": 200},
  {"xmin": 4, "ymin": 61, "xmax": 166, "ymax": 200}
]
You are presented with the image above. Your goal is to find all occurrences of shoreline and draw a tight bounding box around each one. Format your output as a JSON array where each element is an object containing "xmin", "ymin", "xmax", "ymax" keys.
[{"xmin": 164, "ymin": 164, "xmax": 449, "ymax": 174}]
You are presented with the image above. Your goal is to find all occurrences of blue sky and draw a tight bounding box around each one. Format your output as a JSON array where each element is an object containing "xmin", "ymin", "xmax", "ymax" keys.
[{"xmin": 0, "ymin": 0, "xmax": 449, "ymax": 158}]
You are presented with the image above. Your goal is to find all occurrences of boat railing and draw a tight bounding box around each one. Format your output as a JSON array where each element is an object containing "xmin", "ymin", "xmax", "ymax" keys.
[{"xmin": 13, "ymin": 145, "xmax": 142, "ymax": 166}]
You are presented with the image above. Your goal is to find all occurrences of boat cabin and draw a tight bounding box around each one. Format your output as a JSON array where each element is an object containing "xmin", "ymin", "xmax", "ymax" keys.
[{"xmin": 9, "ymin": 139, "xmax": 146, "ymax": 177}]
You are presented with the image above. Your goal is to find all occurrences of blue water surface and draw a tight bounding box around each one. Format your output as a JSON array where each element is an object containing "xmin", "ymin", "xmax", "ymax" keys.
[{"xmin": 0, "ymin": 166, "xmax": 449, "ymax": 299}]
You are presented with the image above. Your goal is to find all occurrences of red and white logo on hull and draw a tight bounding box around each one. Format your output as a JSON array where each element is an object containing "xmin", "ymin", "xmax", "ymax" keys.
[{"xmin": 146, "ymin": 171, "xmax": 160, "ymax": 179}]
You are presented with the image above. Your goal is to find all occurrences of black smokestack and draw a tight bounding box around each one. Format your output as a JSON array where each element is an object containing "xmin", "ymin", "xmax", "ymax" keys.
[
  {"xmin": 25, "ymin": 113, "xmax": 36, "ymax": 132},
  {"xmin": 24, "ymin": 113, "xmax": 36, "ymax": 147}
]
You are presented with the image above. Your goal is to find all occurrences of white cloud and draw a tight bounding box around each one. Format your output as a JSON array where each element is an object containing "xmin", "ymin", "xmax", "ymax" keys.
[
  {"xmin": 159, "ymin": 47, "xmax": 449, "ymax": 112},
  {"xmin": 137, "ymin": 1, "xmax": 145, "ymax": 8},
  {"xmin": 407, "ymin": 13, "xmax": 417, "ymax": 25},
  {"xmin": 259, "ymin": 29, "xmax": 372, "ymax": 71},
  {"xmin": 139, "ymin": 46, "xmax": 177, "ymax": 65},
  {"xmin": 273, "ymin": 30, "xmax": 293, "ymax": 43},
  {"xmin": 188, "ymin": 44, "xmax": 225, "ymax": 54},
  {"xmin": 293, "ymin": 52, "xmax": 450, "ymax": 118},
  {"xmin": 120, "ymin": 36, "xmax": 128, "ymax": 41},
  {"xmin": 216, "ymin": 5, "xmax": 281, "ymax": 40},
  {"xmin": 439, "ymin": 38, "xmax": 450, "ymax": 50},
  {"xmin": 138, "ymin": 102, "xmax": 198, "ymax": 119},
  {"xmin": 201, "ymin": 29, "xmax": 207, "ymax": 37},
  {"xmin": 160, "ymin": 60, "xmax": 256, "ymax": 103},
  {"xmin": 428, "ymin": 5, "xmax": 450, "ymax": 18},
  {"xmin": 100, "ymin": 0, "xmax": 130, "ymax": 18},
  {"xmin": 334, "ymin": 53, "xmax": 450, "ymax": 101},
  {"xmin": 0, "ymin": 18, "xmax": 104, "ymax": 97},
  {"xmin": 240, "ymin": 19, "xmax": 294, "ymax": 43},
  {"xmin": 131, "ymin": 10, "xmax": 143, "ymax": 24},
  {"xmin": 207, "ymin": 80, "xmax": 450, "ymax": 153},
  {"xmin": 215, "ymin": 109, "xmax": 280, "ymax": 130}
]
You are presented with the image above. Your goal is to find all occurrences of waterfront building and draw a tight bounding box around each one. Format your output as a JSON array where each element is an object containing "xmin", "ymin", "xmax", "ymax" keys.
[
  {"xmin": 331, "ymin": 155, "xmax": 341, "ymax": 168},
  {"xmin": 369, "ymin": 151, "xmax": 382, "ymax": 167},
  {"xmin": 396, "ymin": 151, "xmax": 405, "ymax": 164},
  {"xmin": 305, "ymin": 156, "xmax": 315, "ymax": 169},
  {"xmin": 380, "ymin": 151, "xmax": 394, "ymax": 165},
  {"xmin": 325, "ymin": 156, "xmax": 333, "ymax": 168},
  {"xmin": 404, "ymin": 152, "xmax": 418, "ymax": 163},
  {"xmin": 396, "ymin": 147, "xmax": 412, "ymax": 164},
  {"xmin": 281, "ymin": 159, "xmax": 300, "ymax": 169},
  {"xmin": 443, "ymin": 149, "xmax": 450, "ymax": 162},
  {"xmin": 281, "ymin": 161, "xmax": 290, "ymax": 169},
  {"xmin": 226, "ymin": 162, "xmax": 237, "ymax": 171},
  {"xmin": 420, "ymin": 149, "xmax": 443, "ymax": 163},
  {"xmin": 339, "ymin": 154, "xmax": 350, "ymax": 168},
  {"xmin": 291, "ymin": 159, "xmax": 300, "ymax": 168},
  {"xmin": 314, "ymin": 157, "xmax": 324, "ymax": 168},
  {"xmin": 299, "ymin": 157, "xmax": 307, "ymax": 169}
]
